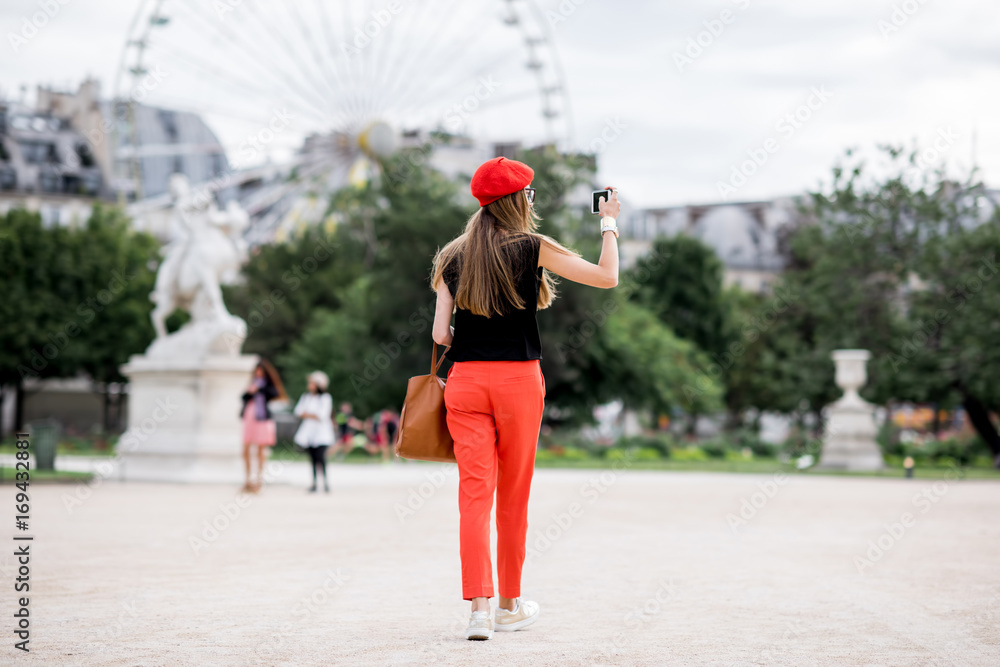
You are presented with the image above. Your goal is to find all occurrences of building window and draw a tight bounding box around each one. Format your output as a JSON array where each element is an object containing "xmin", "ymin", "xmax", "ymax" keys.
[
  {"xmin": 39, "ymin": 169, "xmax": 61, "ymax": 193},
  {"xmin": 18, "ymin": 141, "xmax": 57, "ymax": 165},
  {"xmin": 0, "ymin": 165, "xmax": 15, "ymax": 190},
  {"xmin": 159, "ymin": 109, "xmax": 179, "ymax": 142},
  {"xmin": 75, "ymin": 142, "xmax": 96, "ymax": 168}
]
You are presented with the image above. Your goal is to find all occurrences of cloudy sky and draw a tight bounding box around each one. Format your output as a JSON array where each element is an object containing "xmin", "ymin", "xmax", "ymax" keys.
[{"xmin": 2, "ymin": 0, "xmax": 997, "ymax": 208}]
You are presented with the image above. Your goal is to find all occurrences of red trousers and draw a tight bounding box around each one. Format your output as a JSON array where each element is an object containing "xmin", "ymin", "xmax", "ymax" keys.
[{"xmin": 444, "ymin": 359, "xmax": 545, "ymax": 600}]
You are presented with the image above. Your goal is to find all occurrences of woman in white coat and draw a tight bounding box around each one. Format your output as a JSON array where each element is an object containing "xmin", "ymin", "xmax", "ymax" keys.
[{"xmin": 293, "ymin": 371, "xmax": 335, "ymax": 493}]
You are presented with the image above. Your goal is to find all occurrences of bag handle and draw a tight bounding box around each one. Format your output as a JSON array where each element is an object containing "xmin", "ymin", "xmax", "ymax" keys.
[{"xmin": 431, "ymin": 343, "xmax": 450, "ymax": 376}]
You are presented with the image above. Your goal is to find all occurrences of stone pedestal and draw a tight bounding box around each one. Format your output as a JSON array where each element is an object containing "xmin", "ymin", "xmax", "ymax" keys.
[
  {"xmin": 818, "ymin": 349, "xmax": 884, "ymax": 471},
  {"xmin": 119, "ymin": 354, "xmax": 258, "ymax": 483}
]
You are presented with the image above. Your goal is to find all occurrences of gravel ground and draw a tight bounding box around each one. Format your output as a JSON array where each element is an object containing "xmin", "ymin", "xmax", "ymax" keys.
[{"xmin": 4, "ymin": 463, "xmax": 999, "ymax": 666}]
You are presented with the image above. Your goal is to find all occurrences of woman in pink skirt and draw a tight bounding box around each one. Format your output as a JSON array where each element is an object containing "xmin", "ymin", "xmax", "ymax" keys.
[{"xmin": 240, "ymin": 359, "xmax": 287, "ymax": 493}]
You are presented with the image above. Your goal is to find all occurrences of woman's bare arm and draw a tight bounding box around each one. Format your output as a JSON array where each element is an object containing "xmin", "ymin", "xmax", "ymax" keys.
[
  {"xmin": 538, "ymin": 190, "xmax": 620, "ymax": 289},
  {"xmin": 432, "ymin": 282, "xmax": 455, "ymax": 346}
]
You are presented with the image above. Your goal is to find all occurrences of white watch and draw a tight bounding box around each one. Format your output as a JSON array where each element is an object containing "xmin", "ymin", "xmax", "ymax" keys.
[{"xmin": 600, "ymin": 216, "xmax": 618, "ymax": 238}]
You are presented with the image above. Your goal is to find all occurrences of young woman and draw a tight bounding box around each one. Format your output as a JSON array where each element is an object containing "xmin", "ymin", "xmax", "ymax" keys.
[
  {"xmin": 430, "ymin": 156, "xmax": 620, "ymax": 640},
  {"xmin": 240, "ymin": 359, "xmax": 287, "ymax": 493},
  {"xmin": 293, "ymin": 371, "xmax": 334, "ymax": 493}
]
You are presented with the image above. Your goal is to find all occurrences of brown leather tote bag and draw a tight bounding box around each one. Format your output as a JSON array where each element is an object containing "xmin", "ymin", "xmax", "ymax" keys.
[{"xmin": 394, "ymin": 343, "xmax": 456, "ymax": 463}]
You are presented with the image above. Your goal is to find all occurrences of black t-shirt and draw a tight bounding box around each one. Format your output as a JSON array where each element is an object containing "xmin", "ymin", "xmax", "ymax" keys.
[{"xmin": 443, "ymin": 235, "xmax": 543, "ymax": 362}]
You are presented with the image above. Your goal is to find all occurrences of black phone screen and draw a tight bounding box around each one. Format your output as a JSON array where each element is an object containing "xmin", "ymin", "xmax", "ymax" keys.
[{"xmin": 592, "ymin": 190, "xmax": 609, "ymax": 214}]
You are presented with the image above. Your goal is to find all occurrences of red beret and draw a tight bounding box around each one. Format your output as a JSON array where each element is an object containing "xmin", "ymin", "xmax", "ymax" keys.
[{"xmin": 470, "ymin": 157, "xmax": 534, "ymax": 207}]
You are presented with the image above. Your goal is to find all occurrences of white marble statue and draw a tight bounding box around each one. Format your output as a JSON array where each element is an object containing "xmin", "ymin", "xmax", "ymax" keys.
[{"xmin": 146, "ymin": 174, "xmax": 250, "ymax": 359}]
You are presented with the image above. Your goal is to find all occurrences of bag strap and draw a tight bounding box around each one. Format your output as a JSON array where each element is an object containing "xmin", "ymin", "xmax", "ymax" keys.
[{"xmin": 431, "ymin": 343, "xmax": 450, "ymax": 375}]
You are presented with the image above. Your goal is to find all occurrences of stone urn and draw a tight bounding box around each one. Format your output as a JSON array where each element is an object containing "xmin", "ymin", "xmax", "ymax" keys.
[{"xmin": 817, "ymin": 350, "xmax": 884, "ymax": 471}]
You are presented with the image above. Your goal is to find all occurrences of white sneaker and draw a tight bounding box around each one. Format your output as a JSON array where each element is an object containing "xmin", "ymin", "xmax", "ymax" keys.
[
  {"xmin": 466, "ymin": 610, "xmax": 493, "ymax": 640},
  {"xmin": 494, "ymin": 599, "xmax": 539, "ymax": 632}
]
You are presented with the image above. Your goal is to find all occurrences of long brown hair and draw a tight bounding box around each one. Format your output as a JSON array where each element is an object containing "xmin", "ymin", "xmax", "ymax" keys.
[
  {"xmin": 254, "ymin": 358, "xmax": 288, "ymax": 401},
  {"xmin": 431, "ymin": 189, "xmax": 577, "ymax": 317}
]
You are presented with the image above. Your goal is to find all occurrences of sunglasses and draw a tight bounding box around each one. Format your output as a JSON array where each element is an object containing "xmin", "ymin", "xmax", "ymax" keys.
[{"xmin": 524, "ymin": 187, "xmax": 536, "ymax": 204}]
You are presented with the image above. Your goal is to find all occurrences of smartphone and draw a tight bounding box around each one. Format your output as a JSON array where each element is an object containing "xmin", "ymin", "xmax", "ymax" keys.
[{"xmin": 591, "ymin": 189, "xmax": 612, "ymax": 215}]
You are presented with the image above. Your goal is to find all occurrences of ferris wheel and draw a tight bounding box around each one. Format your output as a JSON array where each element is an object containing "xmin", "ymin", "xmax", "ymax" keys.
[{"xmin": 115, "ymin": 0, "xmax": 574, "ymax": 242}]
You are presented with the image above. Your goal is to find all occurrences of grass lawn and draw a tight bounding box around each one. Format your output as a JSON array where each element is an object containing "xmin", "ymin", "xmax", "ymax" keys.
[
  {"xmin": 533, "ymin": 458, "xmax": 791, "ymax": 473},
  {"xmin": 0, "ymin": 442, "xmax": 115, "ymax": 457},
  {"xmin": 359, "ymin": 454, "xmax": 1000, "ymax": 479},
  {"xmin": 0, "ymin": 467, "xmax": 93, "ymax": 483},
  {"xmin": 532, "ymin": 457, "xmax": 1000, "ymax": 479},
  {"xmin": 3, "ymin": 439, "xmax": 997, "ymax": 480}
]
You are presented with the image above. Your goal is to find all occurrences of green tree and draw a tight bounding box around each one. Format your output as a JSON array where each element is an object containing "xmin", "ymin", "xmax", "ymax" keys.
[
  {"xmin": 224, "ymin": 223, "xmax": 359, "ymax": 364},
  {"xmin": 904, "ymin": 210, "xmax": 1000, "ymax": 463},
  {"xmin": 770, "ymin": 146, "xmax": 1000, "ymax": 464},
  {"xmin": 278, "ymin": 279, "xmax": 381, "ymax": 411},
  {"xmin": 1, "ymin": 209, "xmax": 80, "ymax": 385},
  {"xmin": 625, "ymin": 234, "xmax": 731, "ymax": 431},
  {"xmin": 0, "ymin": 206, "xmax": 159, "ymax": 431},
  {"xmin": 756, "ymin": 149, "xmax": 930, "ymax": 427},
  {"xmin": 279, "ymin": 147, "xmax": 470, "ymax": 409},
  {"xmin": 602, "ymin": 301, "xmax": 723, "ymax": 417},
  {"xmin": 717, "ymin": 286, "xmax": 797, "ymax": 428},
  {"xmin": 72, "ymin": 206, "xmax": 159, "ymax": 384},
  {"xmin": 629, "ymin": 235, "xmax": 730, "ymax": 355}
]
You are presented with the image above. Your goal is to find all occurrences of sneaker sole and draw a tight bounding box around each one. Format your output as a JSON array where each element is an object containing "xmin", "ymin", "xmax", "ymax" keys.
[
  {"xmin": 494, "ymin": 610, "xmax": 539, "ymax": 632},
  {"xmin": 466, "ymin": 628, "xmax": 493, "ymax": 640}
]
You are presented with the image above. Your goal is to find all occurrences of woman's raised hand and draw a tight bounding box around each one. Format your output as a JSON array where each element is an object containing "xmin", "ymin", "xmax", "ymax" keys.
[{"xmin": 598, "ymin": 187, "xmax": 620, "ymax": 219}]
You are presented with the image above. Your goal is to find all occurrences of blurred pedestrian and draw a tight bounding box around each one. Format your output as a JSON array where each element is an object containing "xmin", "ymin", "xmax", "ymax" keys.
[
  {"xmin": 333, "ymin": 402, "xmax": 363, "ymax": 457},
  {"xmin": 293, "ymin": 371, "xmax": 334, "ymax": 493},
  {"xmin": 241, "ymin": 359, "xmax": 287, "ymax": 493},
  {"xmin": 382, "ymin": 409, "xmax": 400, "ymax": 450},
  {"xmin": 367, "ymin": 408, "xmax": 400, "ymax": 462}
]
